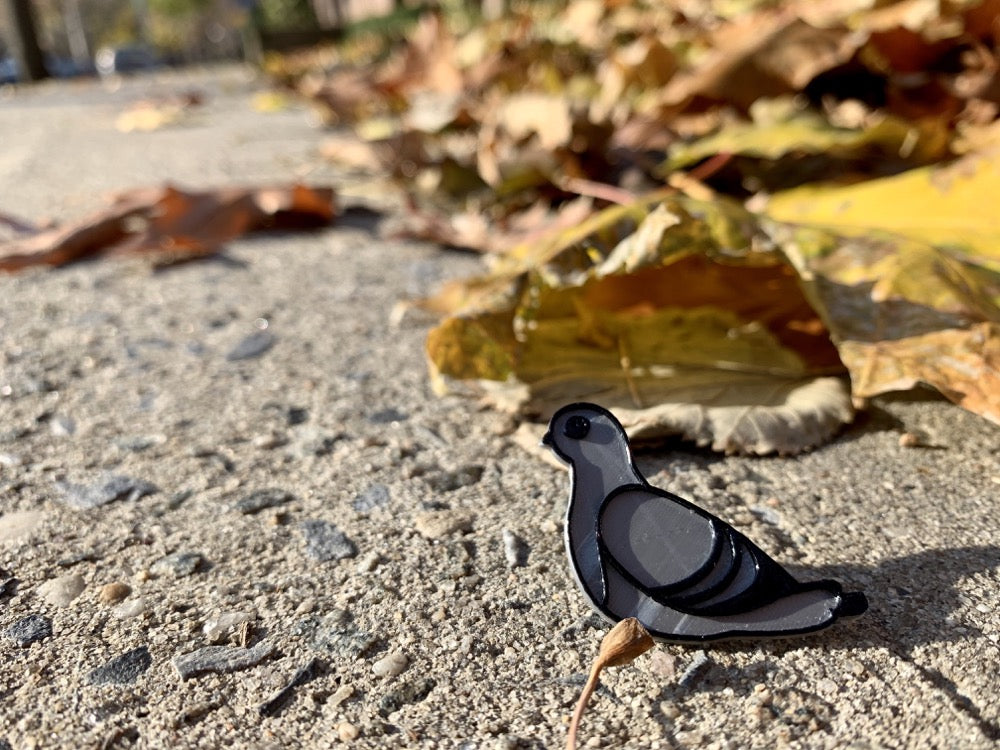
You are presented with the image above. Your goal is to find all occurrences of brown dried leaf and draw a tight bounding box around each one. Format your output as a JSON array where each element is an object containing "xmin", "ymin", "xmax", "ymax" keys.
[
  {"xmin": 399, "ymin": 197, "xmax": 594, "ymax": 254},
  {"xmin": 0, "ymin": 184, "xmax": 335, "ymax": 272},
  {"xmin": 658, "ymin": 15, "xmax": 861, "ymax": 113}
]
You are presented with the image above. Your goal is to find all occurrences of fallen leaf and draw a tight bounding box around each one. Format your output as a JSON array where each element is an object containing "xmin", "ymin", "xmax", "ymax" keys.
[
  {"xmin": 0, "ymin": 184, "xmax": 335, "ymax": 272},
  {"xmin": 495, "ymin": 92, "xmax": 574, "ymax": 151},
  {"xmin": 657, "ymin": 15, "xmax": 861, "ymax": 113},
  {"xmin": 773, "ymin": 221, "xmax": 1000, "ymax": 424},
  {"xmin": 115, "ymin": 91, "xmax": 205, "ymax": 133},
  {"xmin": 426, "ymin": 173, "xmax": 1000, "ymax": 448},
  {"xmin": 398, "ymin": 196, "xmax": 594, "ymax": 254},
  {"xmin": 766, "ymin": 150, "xmax": 1000, "ymax": 267},
  {"xmin": 319, "ymin": 134, "xmax": 383, "ymax": 172},
  {"xmin": 425, "ymin": 194, "xmax": 853, "ymax": 454},
  {"xmin": 839, "ymin": 324, "xmax": 1000, "ymax": 423},
  {"xmin": 665, "ymin": 100, "xmax": 946, "ymax": 172},
  {"xmin": 252, "ymin": 91, "xmax": 291, "ymax": 113},
  {"xmin": 273, "ymin": 0, "xmax": 1000, "ymax": 248}
]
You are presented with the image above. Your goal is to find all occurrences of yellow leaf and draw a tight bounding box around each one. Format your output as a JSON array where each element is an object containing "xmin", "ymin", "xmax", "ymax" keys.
[
  {"xmin": 665, "ymin": 106, "xmax": 943, "ymax": 171},
  {"xmin": 251, "ymin": 91, "xmax": 290, "ymax": 113},
  {"xmin": 115, "ymin": 104, "xmax": 185, "ymax": 133},
  {"xmin": 766, "ymin": 151, "xmax": 1000, "ymax": 267},
  {"xmin": 425, "ymin": 194, "xmax": 851, "ymax": 454}
]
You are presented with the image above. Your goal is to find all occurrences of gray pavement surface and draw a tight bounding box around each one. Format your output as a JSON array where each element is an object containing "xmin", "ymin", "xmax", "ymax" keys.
[{"xmin": 1, "ymin": 66, "xmax": 998, "ymax": 749}]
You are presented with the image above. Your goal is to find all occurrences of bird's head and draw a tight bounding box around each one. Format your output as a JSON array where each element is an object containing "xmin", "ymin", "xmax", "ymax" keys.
[{"xmin": 542, "ymin": 402, "xmax": 630, "ymax": 467}]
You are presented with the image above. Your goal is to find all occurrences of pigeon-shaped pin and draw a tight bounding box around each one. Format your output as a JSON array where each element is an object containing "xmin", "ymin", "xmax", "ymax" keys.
[{"xmin": 543, "ymin": 403, "xmax": 867, "ymax": 642}]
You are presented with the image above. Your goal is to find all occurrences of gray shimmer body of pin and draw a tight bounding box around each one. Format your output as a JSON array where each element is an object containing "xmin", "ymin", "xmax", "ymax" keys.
[{"xmin": 542, "ymin": 403, "xmax": 868, "ymax": 643}]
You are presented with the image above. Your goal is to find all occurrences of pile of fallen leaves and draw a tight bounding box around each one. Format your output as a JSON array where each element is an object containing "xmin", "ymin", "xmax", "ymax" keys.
[
  {"xmin": 275, "ymin": 0, "xmax": 1000, "ymax": 244},
  {"xmin": 270, "ymin": 0, "xmax": 1000, "ymax": 453}
]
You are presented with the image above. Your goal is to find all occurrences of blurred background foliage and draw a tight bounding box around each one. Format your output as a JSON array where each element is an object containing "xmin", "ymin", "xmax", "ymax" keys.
[{"xmin": 0, "ymin": 0, "xmax": 421, "ymax": 66}]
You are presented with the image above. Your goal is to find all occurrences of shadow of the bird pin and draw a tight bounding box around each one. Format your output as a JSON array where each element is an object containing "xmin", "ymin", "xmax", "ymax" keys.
[{"xmin": 649, "ymin": 545, "xmax": 1000, "ymax": 741}]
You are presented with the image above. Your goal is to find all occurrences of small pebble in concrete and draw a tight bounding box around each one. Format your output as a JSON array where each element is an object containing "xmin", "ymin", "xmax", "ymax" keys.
[
  {"xmin": 98, "ymin": 582, "xmax": 132, "ymax": 604},
  {"xmin": 176, "ymin": 700, "xmax": 221, "ymax": 727},
  {"xmin": 38, "ymin": 573, "xmax": 85, "ymax": 607},
  {"xmin": 368, "ymin": 407, "xmax": 408, "ymax": 424},
  {"xmin": 372, "ymin": 651, "xmax": 408, "ymax": 678},
  {"xmin": 329, "ymin": 684, "xmax": 353, "ymax": 707},
  {"xmin": 173, "ymin": 640, "xmax": 275, "ymax": 680},
  {"xmin": 750, "ymin": 505, "xmax": 781, "ymax": 525},
  {"xmin": 646, "ymin": 650, "xmax": 677, "ymax": 679},
  {"xmin": 0, "ymin": 452, "xmax": 21, "ymax": 467},
  {"xmin": 817, "ymin": 677, "xmax": 840, "ymax": 695},
  {"xmin": 0, "ymin": 510, "xmax": 43, "ymax": 543},
  {"xmin": 234, "ymin": 488, "xmax": 293, "ymax": 515},
  {"xmin": 501, "ymin": 529, "xmax": 528, "ymax": 568},
  {"xmin": 56, "ymin": 475, "xmax": 157, "ymax": 510},
  {"xmin": 307, "ymin": 614, "xmax": 376, "ymax": 660},
  {"xmin": 427, "ymin": 465, "xmax": 484, "ymax": 493},
  {"xmin": 5, "ymin": 614, "xmax": 52, "ymax": 647},
  {"xmin": 899, "ymin": 430, "xmax": 933, "ymax": 448},
  {"xmin": 257, "ymin": 657, "xmax": 322, "ymax": 717},
  {"xmin": 203, "ymin": 611, "xmax": 254, "ymax": 642},
  {"xmin": 113, "ymin": 597, "xmax": 147, "ymax": 619},
  {"xmin": 50, "ymin": 415, "xmax": 76, "ymax": 437},
  {"xmin": 88, "ymin": 646, "xmax": 152, "ymax": 685},
  {"xmin": 252, "ymin": 432, "xmax": 287, "ymax": 449},
  {"xmin": 0, "ymin": 575, "xmax": 16, "ymax": 600},
  {"xmin": 286, "ymin": 407, "xmax": 309, "ymax": 425},
  {"xmin": 352, "ymin": 484, "xmax": 390, "ymax": 514},
  {"xmin": 55, "ymin": 552, "xmax": 96, "ymax": 568},
  {"xmin": 379, "ymin": 677, "xmax": 436, "ymax": 717},
  {"xmin": 415, "ymin": 510, "xmax": 473, "ymax": 539},
  {"xmin": 226, "ymin": 331, "xmax": 274, "ymax": 361},
  {"xmin": 678, "ymin": 650, "xmax": 710, "ymax": 687},
  {"xmin": 337, "ymin": 722, "xmax": 360, "ymax": 741},
  {"xmin": 291, "ymin": 426, "xmax": 342, "ymax": 457},
  {"xmin": 355, "ymin": 551, "xmax": 380, "ymax": 573},
  {"xmin": 115, "ymin": 435, "xmax": 164, "ymax": 453},
  {"xmin": 150, "ymin": 552, "xmax": 204, "ymax": 577},
  {"xmin": 300, "ymin": 520, "xmax": 357, "ymax": 562}
]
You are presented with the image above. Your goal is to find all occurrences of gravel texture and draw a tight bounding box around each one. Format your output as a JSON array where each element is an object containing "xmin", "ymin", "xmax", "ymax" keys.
[{"xmin": 0, "ymin": 66, "xmax": 998, "ymax": 749}]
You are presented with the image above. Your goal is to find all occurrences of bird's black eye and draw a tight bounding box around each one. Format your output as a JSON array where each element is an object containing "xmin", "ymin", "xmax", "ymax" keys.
[{"xmin": 564, "ymin": 415, "xmax": 590, "ymax": 440}]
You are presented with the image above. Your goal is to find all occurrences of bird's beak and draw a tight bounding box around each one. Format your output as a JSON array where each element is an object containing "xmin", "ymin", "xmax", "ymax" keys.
[{"xmin": 541, "ymin": 430, "xmax": 554, "ymax": 448}]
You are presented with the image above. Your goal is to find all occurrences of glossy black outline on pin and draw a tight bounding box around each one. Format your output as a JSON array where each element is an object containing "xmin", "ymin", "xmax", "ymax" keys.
[{"xmin": 544, "ymin": 402, "xmax": 868, "ymax": 643}]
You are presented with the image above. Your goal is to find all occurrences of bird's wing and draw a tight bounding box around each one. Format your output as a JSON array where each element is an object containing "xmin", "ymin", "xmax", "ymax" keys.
[
  {"xmin": 666, "ymin": 528, "xmax": 802, "ymax": 616},
  {"xmin": 597, "ymin": 484, "xmax": 722, "ymax": 597}
]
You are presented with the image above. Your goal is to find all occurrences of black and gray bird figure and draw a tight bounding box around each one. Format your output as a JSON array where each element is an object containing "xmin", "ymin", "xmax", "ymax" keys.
[{"xmin": 543, "ymin": 403, "xmax": 868, "ymax": 643}]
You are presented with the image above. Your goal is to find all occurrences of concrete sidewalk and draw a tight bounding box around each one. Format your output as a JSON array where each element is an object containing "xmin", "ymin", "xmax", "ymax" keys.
[{"xmin": 0, "ymin": 66, "xmax": 998, "ymax": 749}]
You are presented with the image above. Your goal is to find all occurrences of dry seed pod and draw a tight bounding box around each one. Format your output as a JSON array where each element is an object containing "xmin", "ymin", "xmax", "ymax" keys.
[
  {"xmin": 597, "ymin": 617, "xmax": 655, "ymax": 668},
  {"xmin": 566, "ymin": 618, "xmax": 655, "ymax": 750}
]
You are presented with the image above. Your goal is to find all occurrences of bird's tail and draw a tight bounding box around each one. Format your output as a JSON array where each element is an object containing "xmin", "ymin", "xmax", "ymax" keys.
[{"xmin": 835, "ymin": 590, "xmax": 869, "ymax": 617}]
